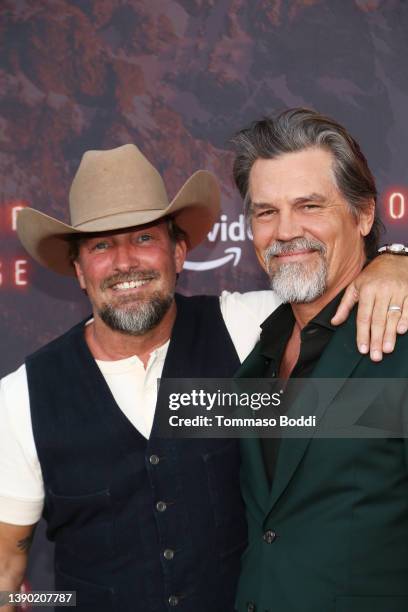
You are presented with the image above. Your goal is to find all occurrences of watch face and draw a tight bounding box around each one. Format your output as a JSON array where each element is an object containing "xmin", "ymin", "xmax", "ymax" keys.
[
  {"xmin": 391, "ymin": 243, "xmax": 407, "ymax": 253},
  {"xmin": 379, "ymin": 243, "xmax": 408, "ymax": 254}
]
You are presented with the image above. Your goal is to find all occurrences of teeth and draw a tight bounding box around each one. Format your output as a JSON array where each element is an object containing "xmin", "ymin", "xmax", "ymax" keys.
[{"xmin": 113, "ymin": 280, "xmax": 149, "ymax": 290}]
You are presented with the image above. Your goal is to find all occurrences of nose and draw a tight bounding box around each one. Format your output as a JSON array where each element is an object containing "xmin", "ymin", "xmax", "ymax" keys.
[
  {"xmin": 111, "ymin": 242, "xmax": 139, "ymax": 272},
  {"xmin": 275, "ymin": 208, "xmax": 302, "ymax": 242}
]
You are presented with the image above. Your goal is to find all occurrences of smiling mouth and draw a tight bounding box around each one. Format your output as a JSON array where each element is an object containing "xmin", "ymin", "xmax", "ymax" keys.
[
  {"xmin": 102, "ymin": 270, "xmax": 160, "ymax": 292},
  {"xmin": 275, "ymin": 249, "xmax": 317, "ymax": 259},
  {"xmin": 111, "ymin": 279, "xmax": 152, "ymax": 291}
]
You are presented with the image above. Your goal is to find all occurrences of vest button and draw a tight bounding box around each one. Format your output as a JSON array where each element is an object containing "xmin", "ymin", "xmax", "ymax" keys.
[
  {"xmin": 163, "ymin": 548, "xmax": 175, "ymax": 560},
  {"xmin": 168, "ymin": 595, "xmax": 179, "ymax": 606},
  {"xmin": 156, "ymin": 501, "xmax": 167, "ymax": 512},
  {"xmin": 149, "ymin": 454, "xmax": 160, "ymax": 465},
  {"xmin": 263, "ymin": 529, "xmax": 277, "ymax": 544}
]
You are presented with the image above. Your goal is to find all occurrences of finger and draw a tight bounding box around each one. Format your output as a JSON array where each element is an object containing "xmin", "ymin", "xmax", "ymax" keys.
[
  {"xmin": 353, "ymin": 288, "xmax": 376, "ymax": 354},
  {"xmin": 368, "ymin": 294, "xmax": 392, "ymax": 361},
  {"xmin": 382, "ymin": 300, "xmax": 404, "ymax": 353},
  {"xmin": 331, "ymin": 284, "xmax": 359, "ymax": 326},
  {"xmin": 397, "ymin": 297, "xmax": 408, "ymax": 334}
]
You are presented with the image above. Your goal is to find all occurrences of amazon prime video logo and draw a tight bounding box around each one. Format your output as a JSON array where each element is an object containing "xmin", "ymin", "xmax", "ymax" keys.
[{"xmin": 184, "ymin": 214, "xmax": 252, "ymax": 272}]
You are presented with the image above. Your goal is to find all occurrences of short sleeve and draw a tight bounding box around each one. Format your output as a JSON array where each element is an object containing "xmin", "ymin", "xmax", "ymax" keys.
[
  {"xmin": 219, "ymin": 290, "xmax": 282, "ymax": 362},
  {"xmin": 0, "ymin": 365, "xmax": 44, "ymax": 525}
]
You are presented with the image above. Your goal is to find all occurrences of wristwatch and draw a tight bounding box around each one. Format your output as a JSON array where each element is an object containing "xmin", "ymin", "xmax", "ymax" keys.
[{"xmin": 378, "ymin": 243, "xmax": 408, "ymax": 256}]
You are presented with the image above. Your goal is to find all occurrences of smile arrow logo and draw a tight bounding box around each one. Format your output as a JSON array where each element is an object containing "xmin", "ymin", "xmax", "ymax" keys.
[{"xmin": 184, "ymin": 247, "xmax": 242, "ymax": 271}]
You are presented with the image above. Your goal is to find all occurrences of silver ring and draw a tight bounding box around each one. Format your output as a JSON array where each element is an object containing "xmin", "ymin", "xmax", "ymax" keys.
[{"xmin": 388, "ymin": 305, "xmax": 402, "ymax": 313}]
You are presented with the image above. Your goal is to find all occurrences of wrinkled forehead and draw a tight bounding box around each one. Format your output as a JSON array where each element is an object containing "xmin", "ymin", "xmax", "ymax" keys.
[{"xmin": 249, "ymin": 148, "xmax": 338, "ymax": 203}]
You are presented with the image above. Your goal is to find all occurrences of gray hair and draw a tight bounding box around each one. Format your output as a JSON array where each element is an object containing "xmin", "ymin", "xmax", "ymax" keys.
[{"xmin": 231, "ymin": 108, "xmax": 383, "ymax": 259}]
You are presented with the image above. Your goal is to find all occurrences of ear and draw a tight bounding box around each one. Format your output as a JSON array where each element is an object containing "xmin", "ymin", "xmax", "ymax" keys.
[
  {"xmin": 73, "ymin": 259, "xmax": 87, "ymax": 290},
  {"xmin": 359, "ymin": 198, "xmax": 375, "ymax": 237},
  {"xmin": 174, "ymin": 238, "xmax": 188, "ymax": 273}
]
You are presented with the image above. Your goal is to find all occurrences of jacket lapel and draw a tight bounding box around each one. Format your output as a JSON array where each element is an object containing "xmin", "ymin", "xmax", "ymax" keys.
[
  {"xmin": 266, "ymin": 310, "xmax": 364, "ymax": 513},
  {"xmin": 236, "ymin": 343, "xmax": 271, "ymax": 514},
  {"xmin": 235, "ymin": 342, "xmax": 269, "ymax": 378}
]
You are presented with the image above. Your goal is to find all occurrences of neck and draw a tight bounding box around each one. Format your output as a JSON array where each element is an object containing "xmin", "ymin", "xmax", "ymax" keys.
[
  {"xmin": 84, "ymin": 300, "xmax": 177, "ymax": 368},
  {"xmin": 291, "ymin": 257, "xmax": 365, "ymax": 329}
]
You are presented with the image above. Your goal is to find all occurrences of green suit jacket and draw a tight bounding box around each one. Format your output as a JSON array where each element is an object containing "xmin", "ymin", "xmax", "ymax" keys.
[{"xmin": 236, "ymin": 310, "xmax": 408, "ymax": 612}]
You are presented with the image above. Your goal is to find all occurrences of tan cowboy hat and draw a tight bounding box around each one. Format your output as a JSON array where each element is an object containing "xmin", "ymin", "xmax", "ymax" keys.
[{"xmin": 17, "ymin": 144, "xmax": 220, "ymax": 276}]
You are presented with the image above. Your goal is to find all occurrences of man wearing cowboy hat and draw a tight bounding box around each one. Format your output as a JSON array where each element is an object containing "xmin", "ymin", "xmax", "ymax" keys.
[{"xmin": 0, "ymin": 142, "xmax": 407, "ymax": 612}]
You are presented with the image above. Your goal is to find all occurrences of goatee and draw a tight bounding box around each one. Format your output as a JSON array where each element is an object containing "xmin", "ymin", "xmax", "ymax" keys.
[
  {"xmin": 264, "ymin": 237, "xmax": 328, "ymax": 303},
  {"xmin": 99, "ymin": 291, "xmax": 174, "ymax": 335}
]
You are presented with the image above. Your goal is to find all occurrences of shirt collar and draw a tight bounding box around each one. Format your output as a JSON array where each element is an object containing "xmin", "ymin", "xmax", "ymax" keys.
[
  {"xmin": 259, "ymin": 289, "xmax": 345, "ymax": 359},
  {"xmin": 310, "ymin": 289, "xmax": 345, "ymax": 331}
]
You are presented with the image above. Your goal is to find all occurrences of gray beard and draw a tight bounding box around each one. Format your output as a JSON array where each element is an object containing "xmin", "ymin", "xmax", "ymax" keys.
[
  {"xmin": 268, "ymin": 259, "xmax": 327, "ymax": 303},
  {"xmin": 99, "ymin": 292, "xmax": 173, "ymax": 335},
  {"xmin": 264, "ymin": 238, "xmax": 328, "ymax": 303}
]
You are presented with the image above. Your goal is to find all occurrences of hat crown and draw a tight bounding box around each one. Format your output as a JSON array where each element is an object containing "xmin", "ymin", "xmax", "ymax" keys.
[{"xmin": 69, "ymin": 144, "xmax": 169, "ymax": 229}]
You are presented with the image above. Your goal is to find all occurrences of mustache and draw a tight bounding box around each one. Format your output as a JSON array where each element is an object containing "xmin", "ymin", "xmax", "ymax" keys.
[
  {"xmin": 264, "ymin": 238, "xmax": 326, "ymax": 264},
  {"xmin": 101, "ymin": 270, "xmax": 160, "ymax": 290}
]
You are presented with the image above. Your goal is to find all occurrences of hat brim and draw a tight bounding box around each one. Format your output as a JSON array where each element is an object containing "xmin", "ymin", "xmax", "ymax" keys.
[{"xmin": 17, "ymin": 170, "xmax": 220, "ymax": 276}]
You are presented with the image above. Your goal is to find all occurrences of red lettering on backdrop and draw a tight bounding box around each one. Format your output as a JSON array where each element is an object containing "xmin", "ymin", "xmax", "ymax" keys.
[
  {"xmin": 389, "ymin": 192, "xmax": 405, "ymax": 219},
  {"xmin": 0, "ymin": 258, "xmax": 29, "ymax": 289},
  {"xmin": 15, "ymin": 259, "xmax": 28, "ymax": 285},
  {"xmin": 0, "ymin": 201, "xmax": 30, "ymax": 289},
  {"xmin": 0, "ymin": 200, "xmax": 28, "ymax": 233},
  {"xmin": 384, "ymin": 187, "xmax": 408, "ymax": 221}
]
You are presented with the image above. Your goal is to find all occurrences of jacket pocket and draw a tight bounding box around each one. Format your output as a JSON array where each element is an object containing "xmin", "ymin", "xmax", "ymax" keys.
[
  {"xmin": 47, "ymin": 488, "xmax": 113, "ymax": 563},
  {"xmin": 55, "ymin": 565, "xmax": 116, "ymax": 611},
  {"xmin": 336, "ymin": 596, "xmax": 408, "ymax": 612}
]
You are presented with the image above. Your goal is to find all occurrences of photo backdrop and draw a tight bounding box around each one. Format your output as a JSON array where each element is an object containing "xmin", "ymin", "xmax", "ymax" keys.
[{"xmin": 1, "ymin": 0, "xmax": 408, "ymax": 601}]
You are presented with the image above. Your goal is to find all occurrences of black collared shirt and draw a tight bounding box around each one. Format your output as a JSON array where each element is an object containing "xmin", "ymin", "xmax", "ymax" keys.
[{"xmin": 260, "ymin": 291, "xmax": 345, "ymax": 484}]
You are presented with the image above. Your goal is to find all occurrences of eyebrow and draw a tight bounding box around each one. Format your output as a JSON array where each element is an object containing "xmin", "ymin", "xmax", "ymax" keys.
[
  {"xmin": 292, "ymin": 193, "xmax": 326, "ymax": 204},
  {"xmin": 251, "ymin": 193, "xmax": 327, "ymax": 209},
  {"xmin": 251, "ymin": 202, "xmax": 273, "ymax": 211}
]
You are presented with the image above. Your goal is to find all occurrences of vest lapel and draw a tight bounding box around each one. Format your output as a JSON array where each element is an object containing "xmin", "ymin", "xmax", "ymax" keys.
[{"xmin": 151, "ymin": 293, "xmax": 241, "ymax": 436}]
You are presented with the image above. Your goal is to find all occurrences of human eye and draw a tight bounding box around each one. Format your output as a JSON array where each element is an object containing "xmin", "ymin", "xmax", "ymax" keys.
[
  {"xmin": 301, "ymin": 203, "xmax": 321, "ymax": 211},
  {"xmin": 135, "ymin": 233, "xmax": 153, "ymax": 243},
  {"xmin": 254, "ymin": 207, "xmax": 276, "ymax": 219},
  {"xmin": 90, "ymin": 240, "xmax": 109, "ymax": 252}
]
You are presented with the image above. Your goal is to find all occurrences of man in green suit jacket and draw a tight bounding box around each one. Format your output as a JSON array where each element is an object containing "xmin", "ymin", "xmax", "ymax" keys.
[{"xmin": 231, "ymin": 108, "xmax": 408, "ymax": 612}]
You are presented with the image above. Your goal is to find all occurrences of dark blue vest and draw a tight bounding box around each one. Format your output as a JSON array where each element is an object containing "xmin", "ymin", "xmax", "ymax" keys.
[{"xmin": 26, "ymin": 294, "xmax": 246, "ymax": 611}]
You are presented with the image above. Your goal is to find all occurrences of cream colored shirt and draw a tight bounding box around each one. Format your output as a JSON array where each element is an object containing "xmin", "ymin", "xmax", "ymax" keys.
[{"xmin": 0, "ymin": 290, "xmax": 281, "ymax": 525}]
